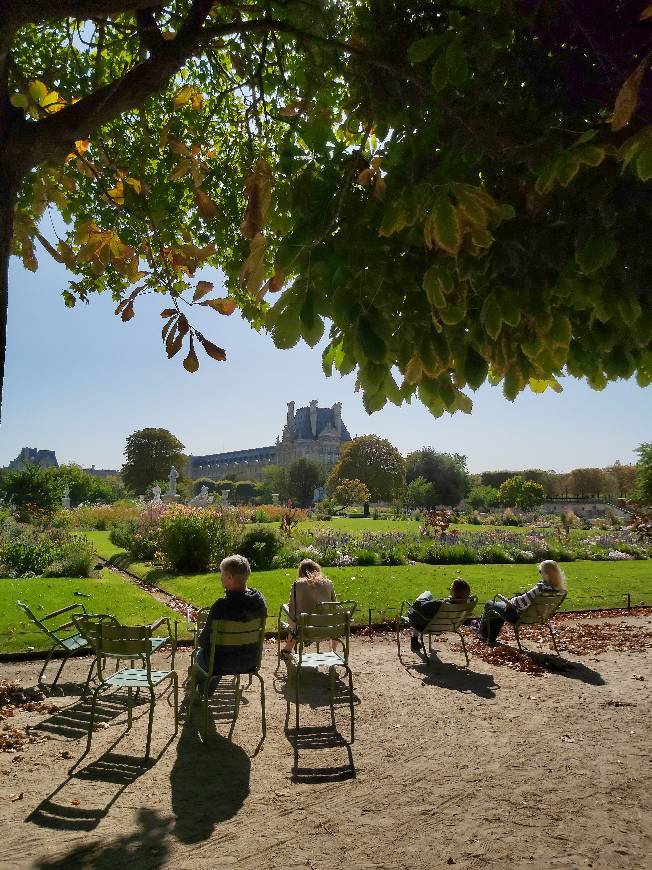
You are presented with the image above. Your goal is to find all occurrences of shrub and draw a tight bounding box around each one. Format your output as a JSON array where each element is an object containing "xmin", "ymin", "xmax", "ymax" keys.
[
  {"xmin": 238, "ymin": 526, "xmax": 281, "ymax": 570},
  {"xmin": 110, "ymin": 518, "xmax": 159, "ymax": 561},
  {"xmin": 0, "ymin": 529, "xmax": 59, "ymax": 575},
  {"xmin": 71, "ymin": 501, "xmax": 140, "ymax": 531},
  {"xmin": 501, "ymin": 508, "xmax": 520, "ymax": 526},
  {"xmin": 44, "ymin": 537, "xmax": 97, "ymax": 578},
  {"xmin": 352, "ymin": 548, "xmax": 380, "ymax": 566},
  {"xmin": 157, "ymin": 506, "xmax": 244, "ymax": 573}
]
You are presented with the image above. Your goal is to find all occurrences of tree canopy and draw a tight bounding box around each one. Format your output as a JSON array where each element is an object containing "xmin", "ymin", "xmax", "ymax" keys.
[
  {"xmin": 498, "ymin": 475, "xmax": 545, "ymax": 511},
  {"xmin": 121, "ymin": 427, "xmax": 185, "ymax": 493},
  {"xmin": 287, "ymin": 457, "xmax": 323, "ymax": 506},
  {"xmin": 1, "ymin": 1, "xmax": 651, "ymax": 421},
  {"xmin": 405, "ymin": 448, "xmax": 470, "ymax": 505},
  {"xmin": 332, "ymin": 477, "xmax": 371, "ymax": 507},
  {"xmin": 327, "ymin": 435, "xmax": 405, "ymax": 501}
]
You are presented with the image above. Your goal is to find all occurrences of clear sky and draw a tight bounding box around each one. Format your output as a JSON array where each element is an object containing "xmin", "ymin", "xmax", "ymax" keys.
[{"xmin": 0, "ymin": 251, "xmax": 649, "ymax": 474}]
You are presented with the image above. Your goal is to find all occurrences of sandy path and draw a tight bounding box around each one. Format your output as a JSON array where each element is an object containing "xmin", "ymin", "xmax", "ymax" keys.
[{"xmin": 0, "ymin": 615, "xmax": 650, "ymax": 870}]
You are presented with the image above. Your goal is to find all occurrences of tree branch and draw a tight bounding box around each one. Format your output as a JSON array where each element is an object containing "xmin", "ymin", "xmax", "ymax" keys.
[
  {"xmin": 16, "ymin": 0, "xmax": 215, "ymax": 170},
  {"xmin": 12, "ymin": 0, "xmax": 166, "ymax": 27}
]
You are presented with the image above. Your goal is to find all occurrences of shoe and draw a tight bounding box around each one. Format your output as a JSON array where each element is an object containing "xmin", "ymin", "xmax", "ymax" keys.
[{"xmin": 410, "ymin": 636, "xmax": 422, "ymax": 653}]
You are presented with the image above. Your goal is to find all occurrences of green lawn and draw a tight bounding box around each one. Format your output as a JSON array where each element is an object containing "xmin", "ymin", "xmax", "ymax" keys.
[
  {"xmin": 154, "ymin": 561, "xmax": 652, "ymax": 631},
  {"xmin": 0, "ymin": 570, "xmax": 187, "ymax": 654},
  {"xmin": 83, "ymin": 530, "xmax": 126, "ymax": 560}
]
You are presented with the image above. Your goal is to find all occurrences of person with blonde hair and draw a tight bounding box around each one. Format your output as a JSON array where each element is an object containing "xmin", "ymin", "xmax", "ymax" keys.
[
  {"xmin": 478, "ymin": 559, "xmax": 566, "ymax": 645},
  {"xmin": 281, "ymin": 558, "xmax": 337, "ymax": 655}
]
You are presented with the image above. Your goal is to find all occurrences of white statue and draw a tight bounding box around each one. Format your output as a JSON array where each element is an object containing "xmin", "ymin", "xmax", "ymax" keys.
[
  {"xmin": 199, "ymin": 484, "xmax": 209, "ymax": 499},
  {"xmin": 272, "ymin": 493, "xmax": 279, "ymax": 505},
  {"xmin": 61, "ymin": 486, "xmax": 71, "ymax": 511},
  {"xmin": 152, "ymin": 484, "xmax": 162, "ymax": 503},
  {"xmin": 188, "ymin": 484, "xmax": 213, "ymax": 507},
  {"xmin": 138, "ymin": 494, "xmax": 145, "ymax": 504},
  {"xmin": 167, "ymin": 467, "xmax": 178, "ymax": 496},
  {"xmin": 221, "ymin": 489, "xmax": 230, "ymax": 505}
]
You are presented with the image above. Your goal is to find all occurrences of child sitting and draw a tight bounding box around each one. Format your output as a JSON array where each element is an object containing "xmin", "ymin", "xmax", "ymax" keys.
[{"xmin": 407, "ymin": 578, "xmax": 471, "ymax": 653}]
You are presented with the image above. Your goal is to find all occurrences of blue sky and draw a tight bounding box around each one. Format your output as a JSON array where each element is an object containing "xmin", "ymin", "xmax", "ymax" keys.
[{"xmin": 0, "ymin": 251, "xmax": 649, "ymax": 473}]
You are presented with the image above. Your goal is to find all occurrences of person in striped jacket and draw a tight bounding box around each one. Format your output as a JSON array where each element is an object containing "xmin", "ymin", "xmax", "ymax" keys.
[{"xmin": 478, "ymin": 560, "xmax": 566, "ymax": 644}]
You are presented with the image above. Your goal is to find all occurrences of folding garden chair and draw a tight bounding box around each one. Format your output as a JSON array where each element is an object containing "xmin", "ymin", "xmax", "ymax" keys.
[
  {"xmin": 16, "ymin": 600, "xmax": 91, "ymax": 688},
  {"xmin": 396, "ymin": 597, "xmax": 478, "ymax": 666},
  {"xmin": 83, "ymin": 622, "xmax": 179, "ymax": 760},
  {"xmin": 286, "ymin": 605, "xmax": 355, "ymax": 742},
  {"xmin": 276, "ymin": 599, "xmax": 357, "ymax": 664},
  {"xmin": 188, "ymin": 616, "xmax": 266, "ymax": 742},
  {"xmin": 499, "ymin": 591, "xmax": 566, "ymax": 653}
]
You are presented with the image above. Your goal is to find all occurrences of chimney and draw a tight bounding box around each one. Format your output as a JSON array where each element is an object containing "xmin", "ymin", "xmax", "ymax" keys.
[{"xmin": 310, "ymin": 400, "xmax": 318, "ymax": 438}]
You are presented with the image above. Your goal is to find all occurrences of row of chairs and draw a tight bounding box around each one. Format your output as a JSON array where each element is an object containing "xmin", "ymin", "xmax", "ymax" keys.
[{"xmin": 15, "ymin": 592, "xmax": 566, "ymax": 758}]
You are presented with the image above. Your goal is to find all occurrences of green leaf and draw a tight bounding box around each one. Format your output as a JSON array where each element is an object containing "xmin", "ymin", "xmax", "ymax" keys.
[
  {"xmin": 463, "ymin": 347, "xmax": 488, "ymax": 390},
  {"xmin": 357, "ymin": 316, "xmax": 387, "ymax": 364},
  {"xmin": 10, "ymin": 93, "xmax": 28, "ymax": 109},
  {"xmin": 480, "ymin": 293, "xmax": 503, "ymax": 340},
  {"xmin": 418, "ymin": 379, "xmax": 445, "ymax": 416},
  {"xmin": 445, "ymin": 41, "xmax": 468, "ymax": 87},
  {"xmin": 431, "ymin": 53, "xmax": 448, "ymax": 91},
  {"xmin": 408, "ymin": 35, "xmax": 442, "ymax": 63},
  {"xmin": 426, "ymin": 194, "xmax": 461, "ymax": 256},
  {"xmin": 575, "ymin": 237, "xmax": 617, "ymax": 275},
  {"xmin": 422, "ymin": 265, "xmax": 447, "ymax": 308},
  {"xmin": 636, "ymin": 148, "xmax": 652, "ymax": 181}
]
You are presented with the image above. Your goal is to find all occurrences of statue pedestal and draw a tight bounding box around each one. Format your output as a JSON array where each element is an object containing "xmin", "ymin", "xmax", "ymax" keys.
[{"xmin": 162, "ymin": 494, "xmax": 180, "ymax": 504}]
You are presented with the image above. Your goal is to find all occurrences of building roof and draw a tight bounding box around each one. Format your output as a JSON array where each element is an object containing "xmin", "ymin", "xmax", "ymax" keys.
[{"xmin": 290, "ymin": 406, "xmax": 351, "ymax": 442}]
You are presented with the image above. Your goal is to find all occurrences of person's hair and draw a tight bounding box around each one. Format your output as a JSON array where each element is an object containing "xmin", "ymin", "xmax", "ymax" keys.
[
  {"xmin": 219, "ymin": 554, "xmax": 251, "ymax": 585},
  {"xmin": 538, "ymin": 559, "xmax": 566, "ymax": 591},
  {"xmin": 297, "ymin": 558, "xmax": 327, "ymax": 586},
  {"xmin": 450, "ymin": 578, "xmax": 471, "ymax": 600}
]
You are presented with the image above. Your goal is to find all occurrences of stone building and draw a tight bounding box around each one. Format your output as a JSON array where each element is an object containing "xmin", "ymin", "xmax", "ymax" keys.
[
  {"xmin": 187, "ymin": 401, "xmax": 351, "ymax": 481},
  {"xmin": 7, "ymin": 447, "xmax": 58, "ymax": 470}
]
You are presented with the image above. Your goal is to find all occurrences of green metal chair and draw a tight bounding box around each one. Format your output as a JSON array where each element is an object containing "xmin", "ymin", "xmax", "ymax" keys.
[
  {"xmin": 276, "ymin": 599, "xmax": 357, "ymax": 664},
  {"xmin": 498, "ymin": 591, "xmax": 566, "ymax": 653},
  {"xmin": 396, "ymin": 597, "xmax": 478, "ymax": 666},
  {"xmin": 286, "ymin": 605, "xmax": 355, "ymax": 742},
  {"xmin": 16, "ymin": 600, "xmax": 91, "ymax": 688},
  {"xmin": 188, "ymin": 615, "xmax": 266, "ymax": 742},
  {"xmin": 83, "ymin": 622, "xmax": 179, "ymax": 760}
]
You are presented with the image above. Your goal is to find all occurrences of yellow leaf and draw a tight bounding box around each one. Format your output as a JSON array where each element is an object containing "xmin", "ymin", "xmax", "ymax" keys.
[
  {"xmin": 405, "ymin": 354, "xmax": 424, "ymax": 385},
  {"xmin": 107, "ymin": 181, "xmax": 124, "ymax": 205},
  {"xmin": 201, "ymin": 297, "xmax": 237, "ymax": 315},
  {"xmin": 169, "ymin": 159, "xmax": 193, "ymax": 181},
  {"xmin": 173, "ymin": 85, "xmax": 194, "ymax": 107},
  {"xmin": 195, "ymin": 189, "xmax": 219, "ymax": 222},
  {"xmin": 239, "ymin": 231, "xmax": 267, "ymax": 292},
  {"xmin": 528, "ymin": 377, "xmax": 563, "ymax": 394},
  {"xmin": 612, "ymin": 54, "xmax": 651, "ymax": 131},
  {"xmin": 240, "ymin": 159, "xmax": 273, "ymax": 239},
  {"xmin": 125, "ymin": 177, "xmax": 142, "ymax": 194},
  {"xmin": 641, "ymin": 4, "xmax": 652, "ymax": 19},
  {"xmin": 27, "ymin": 81, "xmax": 48, "ymax": 104}
]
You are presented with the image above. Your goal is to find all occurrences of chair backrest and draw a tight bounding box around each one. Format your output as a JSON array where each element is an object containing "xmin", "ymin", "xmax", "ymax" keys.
[
  {"xmin": 315, "ymin": 599, "xmax": 357, "ymax": 618},
  {"xmin": 517, "ymin": 592, "xmax": 566, "ymax": 625},
  {"xmin": 423, "ymin": 597, "xmax": 477, "ymax": 634},
  {"xmin": 16, "ymin": 600, "xmax": 85, "ymax": 645},
  {"xmin": 207, "ymin": 617, "xmax": 266, "ymax": 674},
  {"xmin": 297, "ymin": 606, "xmax": 351, "ymax": 663},
  {"xmin": 194, "ymin": 607, "xmax": 211, "ymax": 645},
  {"xmin": 72, "ymin": 613, "xmax": 119, "ymax": 649}
]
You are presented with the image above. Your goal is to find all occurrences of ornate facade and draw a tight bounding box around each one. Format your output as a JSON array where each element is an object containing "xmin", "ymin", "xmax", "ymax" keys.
[
  {"xmin": 188, "ymin": 401, "xmax": 351, "ymax": 480},
  {"xmin": 7, "ymin": 447, "xmax": 58, "ymax": 470}
]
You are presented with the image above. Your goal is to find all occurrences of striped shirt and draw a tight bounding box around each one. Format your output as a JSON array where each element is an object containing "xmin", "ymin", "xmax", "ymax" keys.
[{"xmin": 510, "ymin": 579, "xmax": 554, "ymax": 613}]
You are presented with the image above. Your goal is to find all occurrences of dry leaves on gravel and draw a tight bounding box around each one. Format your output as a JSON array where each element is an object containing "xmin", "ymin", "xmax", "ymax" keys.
[{"xmin": 0, "ymin": 681, "xmax": 57, "ymax": 753}]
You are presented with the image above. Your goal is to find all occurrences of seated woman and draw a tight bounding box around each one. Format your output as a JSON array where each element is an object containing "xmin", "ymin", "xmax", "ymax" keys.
[
  {"xmin": 478, "ymin": 559, "xmax": 566, "ymax": 645},
  {"xmin": 281, "ymin": 558, "xmax": 337, "ymax": 655},
  {"xmin": 407, "ymin": 578, "xmax": 471, "ymax": 653}
]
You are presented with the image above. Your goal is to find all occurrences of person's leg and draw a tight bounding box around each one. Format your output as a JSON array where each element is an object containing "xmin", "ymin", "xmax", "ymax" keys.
[
  {"xmin": 194, "ymin": 648, "xmax": 208, "ymax": 698},
  {"xmin": 410, "ymin": 628, "xmax": 422, "ymax": 652},
  {"xmin": 481, "ymin": 601, "xmax": 507, "ymax": 644},
  {"xmin": 282, "ymin": 623, "xmax": 296, "ymax": 654}
]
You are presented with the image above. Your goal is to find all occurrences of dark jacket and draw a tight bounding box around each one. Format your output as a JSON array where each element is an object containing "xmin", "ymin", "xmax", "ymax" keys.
[
  {"xmin": 407, "ymin": 591, "xmax": 445, "ymax": 633},
  {"xmin": 198, "ymin": 587, "xmax": 267, "ymax": 675}
]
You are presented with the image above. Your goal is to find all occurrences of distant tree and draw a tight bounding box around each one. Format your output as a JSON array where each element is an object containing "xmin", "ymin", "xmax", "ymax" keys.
[
  {"xmin": 121, "ymin": 428, "xmax": 185, "ymax": 495},
  {"xmin": 55, "ymin": 465, "xmax": 114, "ymax": 505},
  {"xmin": 103, "ymin": 474, "xmax": 131, "ymax": 501},
  {"xmin": 333, "ymin": 478, "xmax": 371, "ymax": 508},
  {"xmin": 0, "ymin": 465, "xmax": 63, "ymax": 520},
  {"xmin": 480, "ymin": 470, "xmax": 516, "ymax": 489},
  {"xmin": 259, "ymin": 465, "xmax": 289, "ymax": 503},
  {"xmin": 634, "ymin": 443, "xmax": 652, "ymax": 502},
  {"xmin": 327, "ymin": 436, "xmax": 405, "ymax": 502},
  {"xmin": 608, "ymin": 461, "xmax": 639, "ymax": 498},
  {"xmin": 568, "ymin": 468, "xmax": 609, "ymax": 498},
  {"xmin": 404, "ymin": 476, "xmax": 436, "ymax": 509},
  {"xmin": 287, "ymin": 458, "xmax": 324, "ymax": 507},
  {"xmin": 499, "ymin": 476, "xmax": 545, "ymax": 511},
  {"xmin": 405, "ymin": 448, "xmax": 469, "ymax": 506},
  {"xmin": 467, "ymin": 485, "xmax": 500, "ymax": 510},
  {"xmin": 215, "ymin": 479, "xmax": 236, "ymax": 491},
  {"xmin": 234, "ymin": 480, "xmax": 257, "ymax": 504}
]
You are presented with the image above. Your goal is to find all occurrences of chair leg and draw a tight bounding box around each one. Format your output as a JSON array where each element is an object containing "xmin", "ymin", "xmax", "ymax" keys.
[
  {"xmin": 145, "ymin": 688, "xmax": 155, "ymax": 759},
  {"xmin": 172, "ymin": 674, "xmax": 179, "ymax": 736},
  {"xmin": 38, "ymin": 646, "xmax": 56, "ymax": 685},
  {"xmin": 396, "ymin": 620, "xmax": 401, "ymax": 657},
  {"xmin": 229, "ymin": 675, "xmax": 242, "ymax": 741},
  {"xmin": 346, "ymin": 666, "xmax": 355, "ymax": 744},
  {"xmin": 514, "ymin": 623, "xmax": 523, "ymax": 652},
  {"xmin": 251, "ymin": 671, "xmax": 266, "ymax": 739},
  {"xmin": 81, "ymin": 657, "xmax": 96, "ymax": 696},
  {"xmin": 547, "ymin": 621, "xmax": 560, "ymax": 654},
  {"xmin": 127, "ymin": 687, "xmax": 133, "ymax": 730},
  {"xmin": 202, "ymin": 684, "xmax": 209, "ymax": 743},
  {"xmin": 51, "ymin": 653, "xmax": 70, "ymax": 689},
  {"xmin": 85, "ymin": 684, "xmax": 102, "ymax": 757},
  {"xmin": 457, "ymin": 630, "xmax": 470, "ymax": 667},
  {"xmin": 295, "ymin": 666, "xmax": 301, "ymax": 736}
]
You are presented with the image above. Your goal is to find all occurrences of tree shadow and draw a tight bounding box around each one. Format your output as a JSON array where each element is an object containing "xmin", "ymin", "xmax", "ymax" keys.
[
  {"xmin": 169, "ymin": 721, "xmax": 250, "ymax": 845},
  {"xmin": 26, "ymin": 733, "xmax": 168, "ymax": 832},
  {"xmin": 32, "ymin": 807, "xmax": 172, "ymax": 870}
]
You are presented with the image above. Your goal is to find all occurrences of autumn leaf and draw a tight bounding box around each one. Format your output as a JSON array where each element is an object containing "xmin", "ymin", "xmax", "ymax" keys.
[
  {"xmin": 169, "ymin": 159, "xmax": 193, "ymax": 181},
  {"xmin": 183, "ymin": 337, "xmax": 199, "ymax": 372},
  {"xmin": 612, "ymin": 54, "xmax": 651, "ymax": 131},
  {"xmin": 197, "ymin": 333, "xmax": 227, "ymax": 361},
  {"xmin": 166, "ymin": 324, "xmax": 183, "ymax": 358},
  {"xmin": 168, "ymin": 137, "xmax": 192, "ymax": 157},
  {"xmin": 201, "ymin": 297, "xmax": 237, "ymax": 315},
  {"xmin": 641, "ymin": 4, "xmax": 652, "ymax": 19},
  {"xmin": 173, "ymin": 85, "xmax": 203, "ymax": 110},
  {"xmin": 195, "ymin": 189, "xmax": 219, "ymax": 221},
  {"xmin": 120, "ymin": 301, "xmax": 135, "ymax": 322},
  {"xmin": 239, "ymin": 231, "xmax": 267, "ymax": 292},
  {"xmin": 160, "ymin": 308, "xmax": 177, "ymax": 317},
  {"xmin": 193, "ymin": 280, "xmax": 213, "ymax": 301}
]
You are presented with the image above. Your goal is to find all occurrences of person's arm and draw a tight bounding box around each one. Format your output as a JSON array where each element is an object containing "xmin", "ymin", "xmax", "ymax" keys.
[
  {"xmin": 287, "ymin": 582, "xmax": 298, "ymax": 622},
  {"xmin": 330, "ymin": 580, "xmax": 337, "ymax": 603},
  {"xmin": 510, "ymin": 580, "xmax": 546, "ymax": 613}
]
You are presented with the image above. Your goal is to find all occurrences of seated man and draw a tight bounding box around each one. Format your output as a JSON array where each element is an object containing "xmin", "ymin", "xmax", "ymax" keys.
[
  {"xmin": 195, "ymin": 554, "xmax": 267, "ymax": 690},
  {"xmin": 407, "ymin": 578, "xmax": 471, "ymax": 653}
]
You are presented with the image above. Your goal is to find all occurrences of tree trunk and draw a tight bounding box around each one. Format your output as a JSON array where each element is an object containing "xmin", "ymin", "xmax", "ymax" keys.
[{"xmin": 0, "ymin": 170, "xmax": 17, "ymax": 424}]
